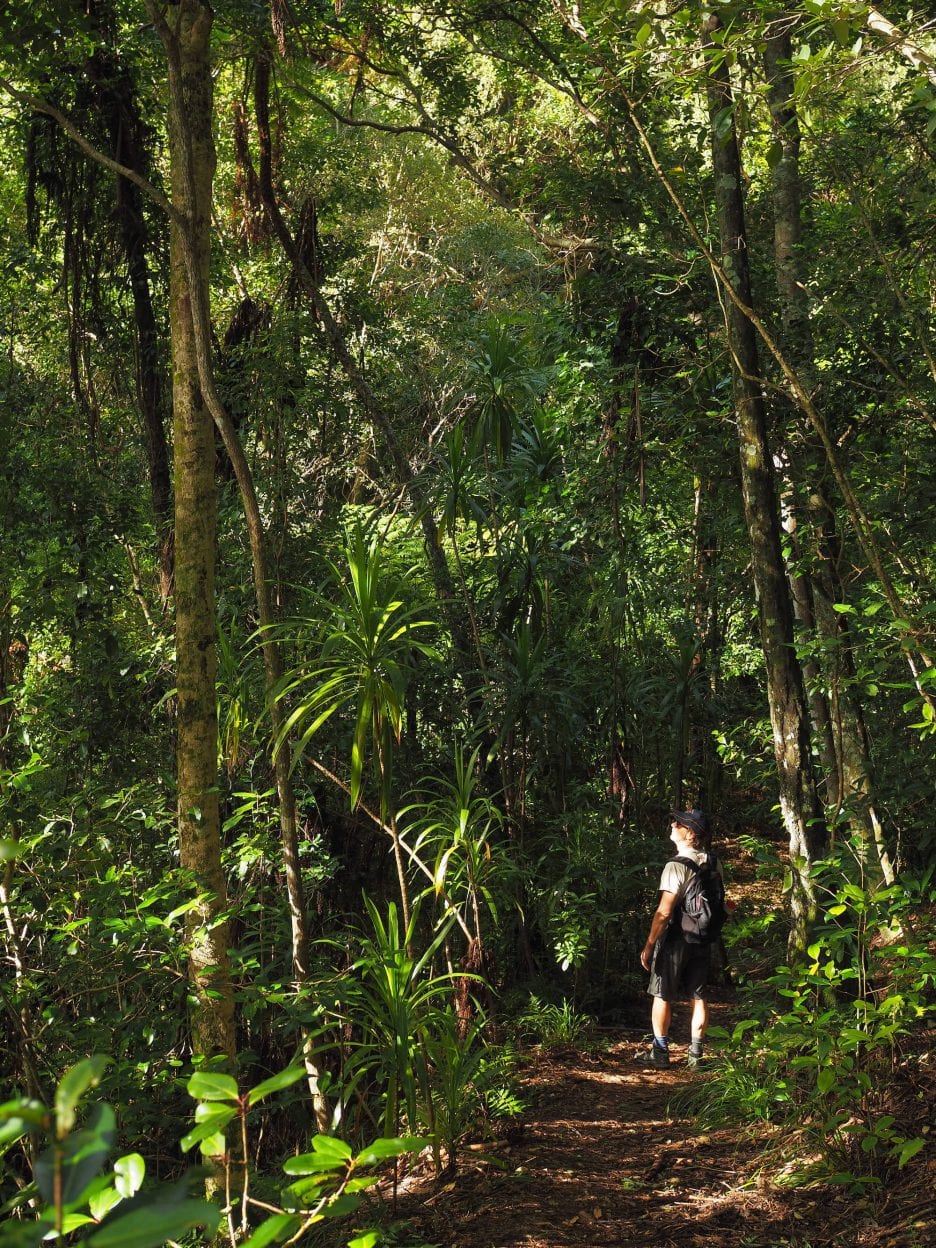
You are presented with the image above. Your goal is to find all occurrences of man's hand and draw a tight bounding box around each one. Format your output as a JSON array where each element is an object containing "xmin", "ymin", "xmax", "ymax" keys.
[{"xmin": 640, "ymin": 945, "xmax": 653, "ymax": 972}]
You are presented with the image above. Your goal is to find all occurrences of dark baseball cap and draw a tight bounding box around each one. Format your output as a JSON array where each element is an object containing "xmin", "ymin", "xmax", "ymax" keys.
[{"xmin": 670, "ymin": 808, "xmax": 710, "ymax": 838}]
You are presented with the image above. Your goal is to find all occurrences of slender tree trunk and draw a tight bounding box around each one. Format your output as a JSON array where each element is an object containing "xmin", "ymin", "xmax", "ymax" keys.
[
  {"xmin": 705, "ymin": 14, "xmax": 822, "ymax": 949},
  {"xmin": 161, "ymin": 0, "xmax": 235, "ymax": 1066},
  {"xmin": 84, "ymin": 25, "xmax": 174, "ymax": 601},
  {"xmin": 764, "ymin": 21, "xmax": 838, "ymax": 797},
  {"xmin": 150, "ymin": 3, "xmax": 329, "ymax": 1127},
  {"xmin": 116, "ymin": 138, "xmax": 174, "ymax": 602},
  {"xmin": 765, "ymin": 21, "xmax": 893, "ymax": 882}
]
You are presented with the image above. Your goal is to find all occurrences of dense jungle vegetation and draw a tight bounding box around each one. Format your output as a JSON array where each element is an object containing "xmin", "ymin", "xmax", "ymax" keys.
[{"xmin": 0, "ymin": 2, "xmax": 934, "ymax": 1245}]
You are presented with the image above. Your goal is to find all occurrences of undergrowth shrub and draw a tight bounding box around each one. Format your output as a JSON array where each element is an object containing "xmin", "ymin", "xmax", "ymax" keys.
[
  {"xmin": 510, "ymin": 994, "xmax": 593, "ymax": 1050},
  {"xmin": 691, "ymin": 849, "xmax": 935, "ymax": 1189}
]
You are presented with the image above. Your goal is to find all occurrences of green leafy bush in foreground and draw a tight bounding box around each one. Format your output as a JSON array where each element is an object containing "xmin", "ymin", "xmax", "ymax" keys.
[
  {"xmin": 0, "ymin": 1057, "xmax": 423, "ymax": 1248},
  {"xmin": 692, "ymin": 854, "xmax": 934, "ymax": 1189}
]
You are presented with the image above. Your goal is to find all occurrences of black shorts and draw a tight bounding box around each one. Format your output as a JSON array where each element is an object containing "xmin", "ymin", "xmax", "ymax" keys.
[{"xmin": 647, "ymin": 936, "xmax": 711, "ymax": 1002}]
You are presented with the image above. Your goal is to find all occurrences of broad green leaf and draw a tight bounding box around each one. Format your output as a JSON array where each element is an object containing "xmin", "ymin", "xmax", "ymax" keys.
[
  {"xmin": 635, "ymin": 23, "xmax": 652, "ymax": 48},
  {"xmin": 0, "ymin": 1117, "xmax": 31, "ymax": 1150},
  {"xmin": 57, "ymin": 1213, "xmax": 96, "ymax": 1232},
  {"xmin": 197, "ymin": 1131, "xmax": 226, "ymax": 1158},
  {"xmin": 348, "ymin": 1234, "xmax": 379, "ymax": 1248},
  {"xmin": 179, "ymin": 1107, "xmax": 236, "ymax": 1152},
  {"xmin": 320, "ymin": 1193, "xmax": 359, "ymax": 1218},
  {"xmin": 283, "ymin": 1175, "xmax": 332, "ymax": 1203},
  {"xmin": 55, "ymin": 1056, "xmax": 111, "ymax": 1136},
  {"xmin": 311, "ymin": 1134, "xmax": 352, "ymax": 1162},
  {"xmin": 193, "ymin": 1101, "xmax": 238, "ymax": 1126},
  {"xmin": 816, "ymin": 1067, "xmax": 836, "ymax": 1095},
  {"xmin": 114, "ymin": 1153, "xmax": 145, "ymax": 1199},
  {"xmin": 343, "ymin": 1176, "xmax": 378, "ymax": 1194},
  {"xmin": 89, "ymin": 1187, "xmax": 123, "ymax": 1221},
  {"xmin": 186, "ymin": 1072, "xmax": 239, "ymax": 1102},
  {"xmin": 0, "ymin": 1098, "xmax": 46, "ymax": 1126},
  {"xmin": 85, "ymin": 1197, "xmax": 220, "ymax": 1248},
  {"xmin": 35, "ymin": 1103, "xmax": 117, "ymax": 1207},
  {"xmin": 239, "ymin": 1213, "xmax": 300, "ymax": 1248},
  {"xmin": 897, "ymin": 1137, "xmax": 925, "ymax": 1167},
  {"xmin": 0, "ymin": 1099, "xmax": 47, "ymax": 1151},
  {"xmin": 247, "ymin": 1066, "xmax": 305, "ymax": 1107},
  {"xmin": 283, "ymin": 1154, "xmax": 345, "ymax": 1176}
]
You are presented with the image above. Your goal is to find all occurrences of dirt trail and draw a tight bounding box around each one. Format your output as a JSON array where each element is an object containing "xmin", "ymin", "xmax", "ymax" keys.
[{"xmin": 396, "ymin": 1023, "xmax": 929, "ymax": 1248}]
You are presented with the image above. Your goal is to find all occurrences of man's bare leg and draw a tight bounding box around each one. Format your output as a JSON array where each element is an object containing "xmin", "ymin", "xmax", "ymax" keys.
[
  {"xmin": 688, "ymin": 997, "xmax": 710, "ymax": 1064},
  {"xmin": 651, "ymin": 996, "xmax": 672, "ymax": 1044},
  {"xmin": 690, "ymin": 996, "xmax": 709, "ymax": 1044}
]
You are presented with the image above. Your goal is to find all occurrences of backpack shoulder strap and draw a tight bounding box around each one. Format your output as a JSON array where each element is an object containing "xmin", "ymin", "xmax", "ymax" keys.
[{"xmin": 673, "ymin": 855, "xmax": 702, "ymax": 873}]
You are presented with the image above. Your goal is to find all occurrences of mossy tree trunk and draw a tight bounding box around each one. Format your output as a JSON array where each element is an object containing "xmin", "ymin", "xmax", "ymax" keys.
[
  {"xmin": 705, "ymin": 13, "xmax": 823, "ymax": 950},
  {"xmin": 162, "ymin": 0, "xmax": 235, "ymax": 1065},
  {"xmin": 765, "ymin": 18, "xmax": 894, "ymax": 884}
]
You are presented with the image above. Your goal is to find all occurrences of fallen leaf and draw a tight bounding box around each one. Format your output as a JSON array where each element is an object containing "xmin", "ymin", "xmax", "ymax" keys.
[{"xmin": 592, "ymin": 1206, "xmax": 603, "ymax": 1219}]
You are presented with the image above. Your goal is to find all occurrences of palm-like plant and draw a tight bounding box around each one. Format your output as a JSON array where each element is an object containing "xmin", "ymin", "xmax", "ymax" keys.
[
  {"xmin": 271, "ymin": 520, "xmax": 438, "ymax": 922},
  {"xmin": 339, "ymin": 897, "xmax": 454, "ymax": 1158},
  {"xmin": 465, "ymin": 319, "xmax": 545, "ymax": 462},
  {"xmin": 403, "ymin": 743, "xmax": 506, "ymax": 954}
]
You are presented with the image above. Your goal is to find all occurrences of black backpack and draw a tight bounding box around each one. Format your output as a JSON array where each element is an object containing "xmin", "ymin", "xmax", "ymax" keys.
[{"xmin": 673, "ymin": 854, "xmax": 726, "ymax": 945}]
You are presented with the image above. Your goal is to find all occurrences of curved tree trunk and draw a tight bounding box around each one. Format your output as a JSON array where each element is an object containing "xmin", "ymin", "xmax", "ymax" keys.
[
  {"xmin": 705, "ymin": 13, "xmax": 822, "ymax": 951},
  {"xmin": 149, "ymin": 0, "xmax": 329, "ymax": 1128}
]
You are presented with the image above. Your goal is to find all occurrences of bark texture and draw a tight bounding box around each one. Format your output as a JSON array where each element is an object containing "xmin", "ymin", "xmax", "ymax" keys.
[
  {"xmin": 164, "ymin": 0, "xmax": 235, "ymax": 1064},
  {"xmin": 765, "ymin": 20, "xmax": 892, "ymax": 882},
  {"xmin": 705, "ymin": 14, "xmax": 821, "ymax": 948}
]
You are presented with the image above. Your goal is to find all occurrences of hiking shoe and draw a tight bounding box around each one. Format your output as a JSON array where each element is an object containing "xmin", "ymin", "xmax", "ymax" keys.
[
  {"xmin": 686, "ymin": 1051, "xmax": 709, "ymax": 1070},
  {"xmin": 640, "ymin": 1044, "xmax": 670, "ymax": 1069}
]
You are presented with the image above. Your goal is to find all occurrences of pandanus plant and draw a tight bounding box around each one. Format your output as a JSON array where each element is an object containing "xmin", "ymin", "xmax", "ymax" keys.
[
  {"xmin": 403, "ymin": 742, "xmax": 506, "ymax": 958},
  {"xmin": 271, "ymin": 520, "xmax": 438, "ymax": 925}
]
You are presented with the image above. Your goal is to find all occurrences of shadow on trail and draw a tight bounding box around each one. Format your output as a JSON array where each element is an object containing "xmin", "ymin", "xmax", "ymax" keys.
[{"xmin": 395, "ymin": 1030, "xmax": 884, "ymax": 1248}]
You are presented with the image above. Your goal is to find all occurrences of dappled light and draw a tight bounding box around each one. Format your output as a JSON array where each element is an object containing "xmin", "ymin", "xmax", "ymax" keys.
[{"xmin": 0, "ymin": 2, "xmax": 933, "ymax": 1247}]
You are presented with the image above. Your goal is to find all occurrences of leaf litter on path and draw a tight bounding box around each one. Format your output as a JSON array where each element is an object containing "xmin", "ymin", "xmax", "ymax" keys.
[{"xmin": 391, "ymin": 1026, "xmax": 931, "ymax": 1248}]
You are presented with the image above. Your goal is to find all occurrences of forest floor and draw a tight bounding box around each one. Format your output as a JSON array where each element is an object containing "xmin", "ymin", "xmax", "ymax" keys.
[
  {"xmin": 364, "ymin": 837, "xmax": 935, "ymax": 1248},
  {"xmin": 388, "ymin": 1014, "xmax": 935, "ymax": 1248}
]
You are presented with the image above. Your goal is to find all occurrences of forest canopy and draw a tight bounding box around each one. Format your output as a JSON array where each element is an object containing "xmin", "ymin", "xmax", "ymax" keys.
[{"xmin": 0, "ymin": 2, "xmax": 933, "ymax": 1245}]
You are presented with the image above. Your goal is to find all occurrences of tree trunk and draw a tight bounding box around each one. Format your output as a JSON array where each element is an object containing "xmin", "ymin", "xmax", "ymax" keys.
[
  {"xmin": 765, "ymin": 21, "xmax": 893, "ymax": 882},
  {"xmin": 705, "ymin": 14, "xmax": 822, "ymax": 950},
  {"xmin": 151, "ymin": 5, "xmax": 329, "ymax": 1126},
  {"xmin": 113, "ymin": 92, "xmax": 174, "ymax": 601},
  {"xmin": 163, "ymin": 0, "xmax": 235, "ymax": 1065}
]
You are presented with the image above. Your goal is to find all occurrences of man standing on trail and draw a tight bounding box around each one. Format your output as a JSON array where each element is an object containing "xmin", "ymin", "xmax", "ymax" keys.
[{"xmin": 639, "ymin": 809, "xmax": 724, "ymax": 1069}]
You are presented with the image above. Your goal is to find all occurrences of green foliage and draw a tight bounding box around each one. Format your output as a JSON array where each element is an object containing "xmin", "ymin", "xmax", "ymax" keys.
[
  {"xmin": 403, "ymin": 741, "xmax": 508, "ymax": 941},
  {"xmin": 271, "ymin": 518, "xmax": 438, "ymax": 811},
  {"xmin": 0, "ymin": 1055, "xmax": 427, "ymax": 1248},
  {"xmin": 691, "ymin": 856, "xmax": 934, "ymax": 1188},
  {"xmin": 511, "ymin": 995, "xmax": 592, "ymax": 1051},
  {"xmin": 1, "ymin": 0, "xmax": 935, "ymax": 1231},
  {"xmin": 320, "ymin": 897, "xmax": 456, "ymax": 1145},
  {"xmin": 0, "ymin": 1058, "xmax": 218, "ymax": 1248}
]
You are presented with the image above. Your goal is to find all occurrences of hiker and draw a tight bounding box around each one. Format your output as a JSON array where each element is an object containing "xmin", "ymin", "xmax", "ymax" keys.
[{"xmin": 639, "ymin": 808, "xmax": 725, "ymax": 1069}]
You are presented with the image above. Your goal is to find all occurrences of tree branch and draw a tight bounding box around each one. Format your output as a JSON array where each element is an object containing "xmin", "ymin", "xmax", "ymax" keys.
[{"xmin": 0, "ymin": 75, "xmax": 180, "ymax": 225}]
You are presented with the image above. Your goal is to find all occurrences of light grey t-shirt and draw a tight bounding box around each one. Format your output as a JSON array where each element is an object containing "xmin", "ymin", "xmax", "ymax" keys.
[{"xmin": 659, "ymin": 845, "xmax": 723, "ymax": 902}]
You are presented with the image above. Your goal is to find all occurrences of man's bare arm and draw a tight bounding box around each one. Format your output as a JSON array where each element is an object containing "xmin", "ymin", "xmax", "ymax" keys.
[{"xmin": 641, "ymin": 891, "xmax": 677, "ymax": 970}]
